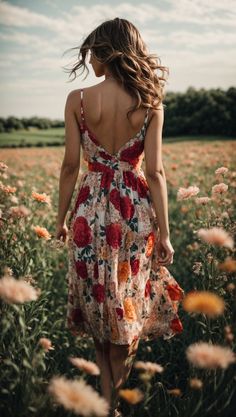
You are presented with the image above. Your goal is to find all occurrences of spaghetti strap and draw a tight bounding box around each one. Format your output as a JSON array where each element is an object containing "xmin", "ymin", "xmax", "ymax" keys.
[
  {"xmin": 80, "ymin": 89, "xmax": 85, "ymax": 125},
  {"xmin": 143, "ymin": 107, "xmax": 150, "ymax": 130}
]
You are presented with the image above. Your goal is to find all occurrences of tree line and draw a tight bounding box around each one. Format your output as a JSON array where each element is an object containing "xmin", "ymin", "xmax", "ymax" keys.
[{"xmin": 0, "ymin": 86, "xmax": 235, "ymax": 137}]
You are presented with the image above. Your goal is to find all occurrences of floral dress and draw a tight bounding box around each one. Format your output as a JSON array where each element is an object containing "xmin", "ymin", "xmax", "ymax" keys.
[{"xmin": 65, "ymin": 88, "xmax": 185, "ymax": 346}]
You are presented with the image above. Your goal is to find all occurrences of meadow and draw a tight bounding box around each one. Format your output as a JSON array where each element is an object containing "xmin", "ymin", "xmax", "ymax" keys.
[{"xmin": 0, "ymin": 139, "xmax": 236, "ymax": 417}]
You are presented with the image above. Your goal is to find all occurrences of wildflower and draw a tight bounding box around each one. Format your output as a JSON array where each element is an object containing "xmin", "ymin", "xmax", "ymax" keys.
[
  {"xmin": 192, "ymin": 262, "xmax": 202, "ymax": 275},
  {"xmin": 186, "ymin": 342, "xmax": 236, "ymax": 369},
  {"xmin": 0, "ymin": 185, "xmax": 17, "ymax": 194},
  {"xmin": 9, "ymin": 205, "xmax": 31, "ymax": 218},
  {"xmin": 189, "ymin": 378, "xmax": 203, "ymax": 389},
  {"xmin": 0, "ymin": 275, "xmax": 40, "ymax": 304},
  {"xmin": 48, "ymin": 376, "xmax": 109, "ymax": 416},
  {"xmin": 134, "ymin": 360, "xmax": 164, "ymax": 374},
  {"xmin": 226, "ymin": 283, "xmax": 235, "ymax": 292},
  {"xmin": 211, "ymin": 183, "xmax": 228, "ymax": 195},
  {"xmin": 167, "ymin": 388, "xmax": 182, "ymax": 396},
  {"xmin": 177, "ymin": 186, "xmax": 200, "ymax": 201},
  {"xmin": 215, "ymin": 167, "xmax": 228, "ymax": 175},
  {"xmin": 33, "ymin": 225, "xmax": 51, "ymax": 240},
  {"xmin": 68, "ymin": 357, "xmax": 100, "ymax": 375},
  {"xmin": 31, "ymin": 191, "xmax": 51, "ymax": 205},
  {"xmin": 182, "ymin": 290, "xmax": 225, "ymax": 317},
  {"xmin": 0, "ymin": 162, "xmax": 8, "ymax": 172},
  {"xmin": 197, "ymin": 227, "xmax": 234, "ymax": 249},
  {"xmin": 118, "ymin": 388, "xmax": 144, "ymax": 404},
  {"xmin": 218, "ymin": 257, "xmax": 236, "ymax": 273},
  {"xmin": 195, "ymin": 197, "xmax": 211, "ymax": 205},
  {"xmin": 38, "ymin": 337, "xmax": 54, "ymax": 352}
]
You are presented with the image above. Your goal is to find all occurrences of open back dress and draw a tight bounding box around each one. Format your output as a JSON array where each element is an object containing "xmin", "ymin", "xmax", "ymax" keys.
[{"xmin": 65, "ymin": 88, "xmax": 185, "ymax": 346}]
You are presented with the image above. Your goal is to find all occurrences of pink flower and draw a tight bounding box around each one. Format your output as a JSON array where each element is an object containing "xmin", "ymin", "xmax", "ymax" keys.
[
  {"xmin": 177, "ymin": 186, "xmax": 200, "ymax": 201},
  {"xmin": 197, "ymin": 227, "xmax": 234, "ymax": 249}
]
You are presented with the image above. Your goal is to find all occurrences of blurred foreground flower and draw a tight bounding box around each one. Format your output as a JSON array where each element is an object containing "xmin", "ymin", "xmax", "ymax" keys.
[
  {"xmin": 218, "ymin": 257, "xmax": 236, "ymax": 273},
  {"xmin": 186, "ymin": 342, "xmax": 236, "ymax": 369},
  {"xmin": 134, "ymin": 360, "xmax": 164, "ymax": 374},
  {"xmin": 182, "ymin": 290, "xmax": 225, "ymax": 317},
  {"xmin": 32, "ymin": 225, "xmax": 51, "ymax": 240},
  {"xmin": 31, "ymin": 191, "xmax": 51, "ymax": 206},
  {"xmin": 38, "ymin": 337, "xmax": 54, "ymax": 352},
  {"xmin": 69, "ymin": 357, "xmax": 100, "ymax": 375},
  {"xmin": 118, "ymin": 388, "xmax": 144, "ymax": 404},
  {"xmin": 48, "ymin": 376, "xmax": 109, "ymax": 416},
  {"xmin": 0, "ymin": 275, "xmax": 40, "ymax": 304},
  {"xmin": 197, "ymin": 227, "xmax": 234, "ymax": 249},
  {"xmin": 167, "ymin": 388, "xmax": 182, "ymax": 396},
  {"xmin": 177, "ymin": 185, "xmax": 200, "ymax": 201}
]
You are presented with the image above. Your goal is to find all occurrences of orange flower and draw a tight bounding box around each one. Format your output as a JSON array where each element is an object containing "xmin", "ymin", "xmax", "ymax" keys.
[
  {"xmin": 189, "ymin": 378, "xmax": 203, "ymax": 389},
  {"xmin": 33, "ymin": 225, "xmax": 51, "ymax": 240},
  {"xmin": 68, "ymin": 357, "xmax": 100, "ymax": 375},
  {"xmin": 118, "ymin": 388, "xmax": 144, "ymax": 404},
  {"xmin": 1, "ymin": 185, "xmax": 17, "ymax": 194},
  {"xmin": 167, "ymin": 388, "xmax": 182, "ymax": 396},
  {"xmin": 118, "ymin": 261, "xmax": 130, "ymax": 284},
  {"xmin": 183, "ymin": 291, "xmax": 225, "ymax": 317},
  {"xmin": 145, "ymin": 231, "xmax": 155, "ymax": 257},
  {"xmin": 218, "ymin": 257, "xmax": 236, "ymax": 273},
  {"xmin": 31, "ymin": 191, "xmax": 51, "ymax": 205},
  {"xmin": 38, "ymin": 337, "xmax": 54, "ymax": 352},
  {"xmin": 123, "ymin": 297, "xmax": 137, "ymax": 322}
]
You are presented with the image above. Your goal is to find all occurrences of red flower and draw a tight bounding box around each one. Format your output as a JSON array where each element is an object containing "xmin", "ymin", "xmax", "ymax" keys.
[
  {"xmin": 92, "ymin": 283, "xmax": 105, "ymax": 303},
  {"xmin": 106, "ymin": 223, "xmax": 122, "ymax": 249},
  {"xmin": 166, "ymin": 284, "xmax": 184, "ymax": 301},
  {"xmin": 123, "ymin": 171, "xmax": 137, "ymax": 191},
  {"xmin": 73, "ymin": 216, "xmax": 92, "ymax": 247},
  {"xmin": 170, "ymin": 317, "xmax": 183, "ymax": 333},
  {"xmin": 75, "ymin": 260, "xmax": 88, "ymax": 279},
  {"xmin": 137, "ymin": 176, "xmax": 148, "ymax": 198},
  {"xmin": 99, "ymin": 151, "xmax": 113, "ymax": 160},
  {"xmin": 71, "ymin": 307, "xmax": 84, "ymax": 324},
  {"xmin": 120, "ymin": 196, "xmax": 135, "ymax": 220},
  {"xmin": 145, "ymin": 278, "xmax": 151, "ymax": 297},
  {"xmin": 120, "ymin": 140, "xmax": 144, "ymax": 166},
  {"xmin": 130, "ymin": 259, "xmax": 140, "ymax": 275},
  {"xmin": 75, "ymin": 185, "xmax": 90, "ymax": 210},
  {"xmin": 116, "ymin": 307, "xmax": 124, "ymax": 320},
  {"xmin": 110, "ymin": 188, "xmax": 121, "ymax": 211},
  {"xmin": 94, "ymin": 261, "xmax": 99, "ymax": 279}
]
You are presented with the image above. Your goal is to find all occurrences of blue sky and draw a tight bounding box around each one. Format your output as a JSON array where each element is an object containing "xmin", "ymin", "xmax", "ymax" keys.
[{"xmin": 0, "ymin": 0, "xmax": 235, "ymax": 119}]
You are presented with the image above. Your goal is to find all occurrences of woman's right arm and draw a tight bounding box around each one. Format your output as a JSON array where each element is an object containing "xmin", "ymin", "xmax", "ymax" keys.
[
  {"xmin": 144, "ymin": 106, "xmax": 174, "ymax": 265},
  {"xmin": 144, "ymin": 105, "xmax": 170, "ymax": 239}
]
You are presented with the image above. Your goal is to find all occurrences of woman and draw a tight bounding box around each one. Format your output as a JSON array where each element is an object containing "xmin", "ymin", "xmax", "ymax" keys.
[{"xmin": 56, "ymin": 17, "xmax": 184, "ymax": 417}]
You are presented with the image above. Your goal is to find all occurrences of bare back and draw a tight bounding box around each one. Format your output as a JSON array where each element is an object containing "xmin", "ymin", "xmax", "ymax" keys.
[{"xmin": 73, "ymin": 80, "xmax": 152, "ymax": 156}]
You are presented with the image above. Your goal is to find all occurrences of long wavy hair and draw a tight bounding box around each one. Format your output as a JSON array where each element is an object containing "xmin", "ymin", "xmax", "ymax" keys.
[{"xmin": 62, "ymin": 17, "xmax": 169, "ymax": 120}]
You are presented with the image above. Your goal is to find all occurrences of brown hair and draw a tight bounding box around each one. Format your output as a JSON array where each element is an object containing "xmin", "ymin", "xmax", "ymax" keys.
[{"xmin": 62, "ymin": 17, "xmax": 169, "ymax": 120}]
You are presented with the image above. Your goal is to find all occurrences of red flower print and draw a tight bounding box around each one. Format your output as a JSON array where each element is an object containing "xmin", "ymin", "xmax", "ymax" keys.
[
  {"xmin": 99, "ymin": 151, "xmax": 113, "ymax": 160},
  {"xmin": 120, "ymin": 196, "xmax": 135, "ymax": 220},
  {"xmin": 110, "ymin": 188, "xmax": 121, "ymax": 211},
  {"xmin": 170, "ymin": 317, "xmax": 183, "ymax": 333},
  {"xmin": 166, "ymin": 284, "xmax": 184, "ymax": 301},
  {"xmin": 130, "ymin": 258, "xmax": 140, "ymax": 275},
  {"xmin": 75, "ymin": 186, "xmax": 90, "ymax": 210},
  {"xmin": 75, "ymin": 260, "xmax": 88, "ymax": 279},
  {"xmin": 106, "ymin": 223, "xmax": 122, "ymax": 249},
  {"xmin": 116, "ymin": 307, "xmax": 124, "ymax": 320},
  {"xmin": 137, "ymin": 176, "xmax": 148, "ymax": 198},
  {"xmin": 145, "ymin": 278, "xmax": 151, "ymax": 297},
  {"xmin": 123, "ymin": 171, "xmax": 137, "ymax": 191},
  {"xmin": 94, "ymin": 261, "xmax": 99, "ymax": 279},
  {"xmin": 92, "ymin": 283, "xmax": 105, "ymax": 303},
  {"xmin": 73, "ymin": 216, "xmax": 92, "ymax": 247},
  {"xmin": 71, "ymin": 307, "xmax": 84, "ymax": 324},
  {"xmin": 120, "ymin": 140, "xmax": 144, "ymax": 165}
]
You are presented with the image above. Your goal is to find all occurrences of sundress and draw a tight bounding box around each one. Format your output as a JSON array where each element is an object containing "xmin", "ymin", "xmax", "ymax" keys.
[{"xmin": 65, "ymin": 88, "xmax": 185, "ymax": 346}]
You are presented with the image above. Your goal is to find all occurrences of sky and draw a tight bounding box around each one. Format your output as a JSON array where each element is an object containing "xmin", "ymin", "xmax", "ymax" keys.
[{"xmin": 0, "ymin": 0, "xmax": 235, "ymax": 119}]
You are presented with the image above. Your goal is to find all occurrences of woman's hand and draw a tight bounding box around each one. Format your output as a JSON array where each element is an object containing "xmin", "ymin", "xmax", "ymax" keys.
[
  {"xmin": 55, "ymin": 223, "xmax": 68, "ymax": 243},
  {"xmin": 156, "ymin": 236, "xmax": 175, "ymax": 266}
]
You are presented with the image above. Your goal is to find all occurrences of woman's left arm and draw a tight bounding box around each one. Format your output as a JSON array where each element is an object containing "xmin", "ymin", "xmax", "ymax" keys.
[{"xmin": 56, "ymin": 91, "xmax": 81, "ymax": 239}]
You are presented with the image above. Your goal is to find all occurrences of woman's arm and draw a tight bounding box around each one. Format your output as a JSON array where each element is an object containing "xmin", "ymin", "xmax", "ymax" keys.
[
  {"xmin": 144, "ymin": 105, "xmax": 170, "ymax": 239},
  {"xmin": 57, "ymin": 91, "xmax": 81, "ymax": 226}
]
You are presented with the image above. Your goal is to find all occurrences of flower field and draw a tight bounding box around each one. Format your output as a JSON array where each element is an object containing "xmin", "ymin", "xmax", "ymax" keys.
[{"xmin": 0, "ymin": 139, "xmax": 236, "ymax": 417}]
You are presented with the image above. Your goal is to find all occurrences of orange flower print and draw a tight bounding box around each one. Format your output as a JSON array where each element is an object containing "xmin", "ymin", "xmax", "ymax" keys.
[
  {"xmin": 145, "ymin": 231, "xmax": 155, "ymax": 257},
  {"xmin": 166, "ymin": 283, "xmax": 184, "ymax": 301},
  {"xmin": 118, "ymin": 261, "xmax": 130, "ymax": 284},
  {"xmin": 123, "ymin": 297, "xmax": 137, "ymax": 322}
]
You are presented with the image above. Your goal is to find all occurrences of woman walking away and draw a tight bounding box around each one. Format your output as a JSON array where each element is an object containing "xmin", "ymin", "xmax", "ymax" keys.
[{"xmin": 56, "ymin": 17, "xmax": 185, "ymax": 417}]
